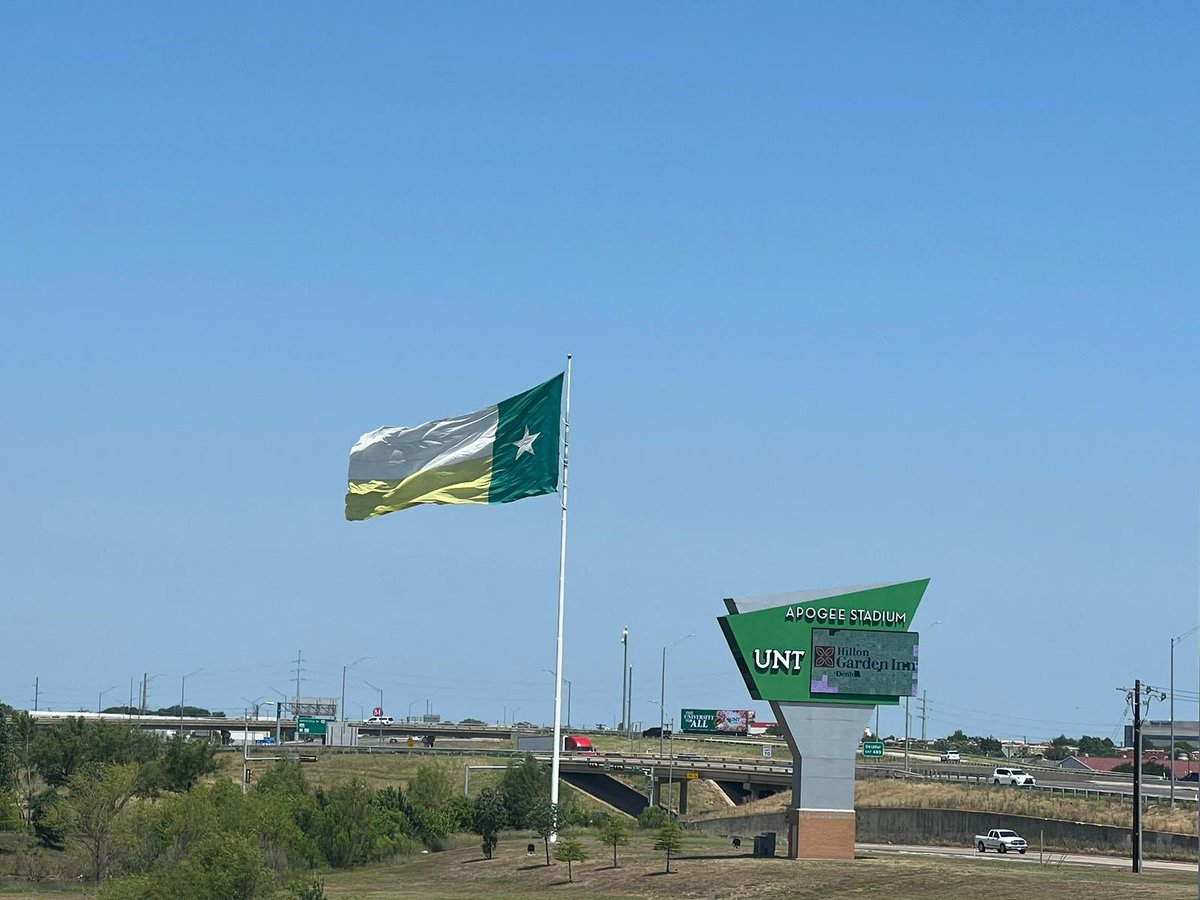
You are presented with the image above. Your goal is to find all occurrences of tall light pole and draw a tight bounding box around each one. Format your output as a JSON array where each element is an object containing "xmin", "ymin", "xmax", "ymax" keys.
[
  {"xmin": 545, "ymin": 670, "xmax": 572, "ymax": 731},
  {"xmin": 97, "ymin": 684, "xmax": 118, "ymax": 714},
  {"xmin": 1169, "ymin": 626, "xmax": 1199, "ymax": 807},
  {"xmin": 341, "ymin": 657, "xmax": 369, "ymax": 722},
  {"xmin": 621, "ymin": 626, "xmax": 629, "ymax": 734},
  {"xmin": 268, "ymin": 687, "xmax": 287, "ymax": 745},
  {"xmin": 363, "ymin": 680, "xmax": 384, "ymax": 742},
  {"xmin": 660, "ymin": 634, "xmax": 693, "ymax": 758},
  {"xmin": 408, "ymin": 699, "xmax": 419, "ymax": 723},
  {"xmin": 179, "ymin": 667, "xmax": 203, "ymax": 736}
]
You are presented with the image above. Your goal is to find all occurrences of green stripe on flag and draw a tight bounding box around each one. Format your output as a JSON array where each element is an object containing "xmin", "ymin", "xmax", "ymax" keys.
[{"xmin": 489, "ymin": 373, "xmax": 563, "ymax": 504}]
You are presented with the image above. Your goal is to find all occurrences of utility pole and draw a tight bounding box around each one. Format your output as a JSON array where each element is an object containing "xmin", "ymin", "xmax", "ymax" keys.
[
  {"xmin": 33, "ymin": 677, "xmax": 39, "ymax": 712},
  {"xmin": 1132, "ymin": 680, "xmax": 1143, "ymax": 874},
  {"xmin": 921, "ymin": 690, "xmax": 928, "ymax": 742},
  {"xmin": 293, "ymin": 650, "xmax": 304, "ymax": 715},
  {"xmin": 141, "ymin": 673, "xmax": 148, "ymax": 716},
  {"xmin": 1119, "ymin": 680, "xmax": 1167, "ymax": 874}
]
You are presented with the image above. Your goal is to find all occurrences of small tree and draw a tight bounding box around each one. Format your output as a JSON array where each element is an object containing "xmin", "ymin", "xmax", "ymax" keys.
[
  {"xmin": 529, "ymin": 801, "xmax": 561, "ymax": 866},
  {"xmin": 599, "ymin": 815, "xmax": 629, "ymax": 868},
  {"xmin": 55, "ymin": 763, "xmax": 140, "ymax": 881},
  {"xmin": 408, "ymin": 764, "xmax": 455, "ymax": 810},
  {"xmin": 473, "ymin": 787, "xmax": 505, "ymax": 860},
  {"xmin": 158, "ymin": 733, "xmax": 219, "ymax": 792},
  {"xmin": 553, "ymin": 832, "xmax": 587, "ymax": 883},
  {"xmin": 637, "ymin": 805, "xmax": 669, "ymax": 829},
  {"xmin": 654, "ymin": 819, "xmax": 684, "ymax": 874},
  {"xmin": 500, "ymin": 754, "xmax": 549, "ymax": 829}
]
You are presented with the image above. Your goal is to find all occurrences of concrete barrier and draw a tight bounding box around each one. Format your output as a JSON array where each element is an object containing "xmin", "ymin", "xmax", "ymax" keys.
[{"xmin": 688, "ymin": 808, "xmax": 1198, "ymax": 860}]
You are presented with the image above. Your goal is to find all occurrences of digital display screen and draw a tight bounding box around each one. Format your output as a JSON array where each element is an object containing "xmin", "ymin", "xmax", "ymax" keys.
[{"xmin": 809, "ymin": 628, "xmax": 919, "ymax": 697}]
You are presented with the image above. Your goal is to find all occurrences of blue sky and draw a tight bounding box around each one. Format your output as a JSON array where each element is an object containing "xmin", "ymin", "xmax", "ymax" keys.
[{"xmin": 1, "ymin": 4, "xmax": 1196, "ymax": 742}]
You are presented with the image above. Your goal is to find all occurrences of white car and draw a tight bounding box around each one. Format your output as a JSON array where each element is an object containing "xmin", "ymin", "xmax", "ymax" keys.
[
  {"xmin": 366, "ymin": 716, "xmax": 394, "ymax": 725},
  {"xmin": 975, "ymin": 829, "xmax": 1028, "ymax": 854},
  {"xmin": 940, "ymin": 750, "xmax": 961, "ymax": 762},
  {"xmin": 992, "ymin": 767, "xmax": 1035, "ymax": 786}
]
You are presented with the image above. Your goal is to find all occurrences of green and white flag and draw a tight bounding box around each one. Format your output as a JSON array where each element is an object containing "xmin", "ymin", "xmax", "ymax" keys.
[{"xmin": 346, "ymin": 374, "xmax": 564, "ymax": 521}]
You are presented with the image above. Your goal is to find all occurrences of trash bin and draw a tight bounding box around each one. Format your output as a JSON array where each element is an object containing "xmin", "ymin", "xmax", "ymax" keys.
[{"xmin": 753, "ymin": 832, "xmax": 777, "ymax": 857}]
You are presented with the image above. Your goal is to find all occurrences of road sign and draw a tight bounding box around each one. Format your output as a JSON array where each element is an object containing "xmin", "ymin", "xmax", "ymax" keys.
[
  {"xmin": 762, "ymin": 744, "xmax": 773, "ymax": 759},
  {"xmin": 296, "ymin": 717, "xmax": 327, "ymax": 737},
  {"xmin": 862, "ymin": 741, "xmax": 885, "ymax": 758},
  {"xmin": 687, "ymin": 771, "xmax": 699, "ymax": 780},
  {"xmin": 372, "ymin": 706, "xmax": 383, "ymax": 717}
]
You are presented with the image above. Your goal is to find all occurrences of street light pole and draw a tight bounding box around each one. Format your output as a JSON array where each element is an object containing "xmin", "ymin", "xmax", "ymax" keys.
[
  {"xmin": 621, "ymin": 626, "xmax": 629, "ymax": 734},
  {"xmin": 659, "ymin": 634, "xmax": 693, "ymax": 758},
  {"xmin": 97, "ymin": 684, "xmax": 118, "ymax": 714},
  {"xmin": 544, "ymin": 670, "xmax": 572, "ymax": 731},
  {"xmin": 179, "ymin": 667, "xmax": 203, "ymax": 737},
  {"xmin": 341, "ymin": 657, "xmax": 368, "ymax": 723},
  {"xmin": 1169, "ymin": 626, "xmax": 1200, "ymax": 809}
]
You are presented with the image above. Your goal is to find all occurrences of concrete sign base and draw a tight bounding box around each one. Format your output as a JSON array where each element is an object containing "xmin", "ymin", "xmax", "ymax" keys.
[{"xmin": 774, "ymin": 700, "xmax": 873, "ymax": 859}]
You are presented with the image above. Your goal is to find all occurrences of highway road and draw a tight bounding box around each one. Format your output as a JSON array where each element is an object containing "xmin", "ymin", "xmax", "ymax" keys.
[{"xmin": 860, "ymin": 842, "xmax": 1197, "ymax": 873}]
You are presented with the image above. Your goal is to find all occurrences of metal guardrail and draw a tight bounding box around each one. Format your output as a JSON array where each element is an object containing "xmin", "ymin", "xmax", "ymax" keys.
[{"xmin": 866, "ymin": 766, "xmax": 1198, "ymax": 807}]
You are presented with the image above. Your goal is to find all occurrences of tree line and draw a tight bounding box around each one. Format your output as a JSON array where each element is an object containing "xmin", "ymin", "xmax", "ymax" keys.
[{"xmin": 0, "ymin": 705, "xmax": 687, "ymax": 897}]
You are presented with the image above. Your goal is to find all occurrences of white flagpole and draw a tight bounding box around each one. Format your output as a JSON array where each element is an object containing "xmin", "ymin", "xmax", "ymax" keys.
[{"xmin": 549, "ymin": 354, "xmax": 572, "ymax": 839}]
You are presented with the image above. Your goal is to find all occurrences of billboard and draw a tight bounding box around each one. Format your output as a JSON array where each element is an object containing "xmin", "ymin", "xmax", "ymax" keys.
[
  {"xmin": 718, "ymin": 579, "xmax": 927, "ymax": 705},
  {"xmin": 680, "ymin": 708, "xmax": 756, "ymax": 734},
  {"xmin": 809, "ymin": 628, "xmax": 919, "ymax": 697}
]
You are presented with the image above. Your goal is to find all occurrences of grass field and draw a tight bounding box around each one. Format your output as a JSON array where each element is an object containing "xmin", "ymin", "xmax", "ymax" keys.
[
  {"xmin": 319, "ymin": 832, "xmax": 1195, "ymax": 900},
  {"xmin": 3, "ymin": 832, "xmax": 1190, "ymax": 899}
]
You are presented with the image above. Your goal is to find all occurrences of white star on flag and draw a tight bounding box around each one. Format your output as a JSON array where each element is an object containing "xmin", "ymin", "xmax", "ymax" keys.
[{"xmin": 512, "ymin": 426, "xmax": 539, "ymax": 458}]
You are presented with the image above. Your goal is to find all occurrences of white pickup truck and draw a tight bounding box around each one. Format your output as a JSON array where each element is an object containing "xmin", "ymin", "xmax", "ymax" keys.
[{"xmin": 975, "ymin": 829, "xmax": 1028, "ymax": 854}]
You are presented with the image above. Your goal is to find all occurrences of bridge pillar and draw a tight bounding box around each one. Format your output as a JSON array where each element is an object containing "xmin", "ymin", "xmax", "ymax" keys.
[
  {"xmin": 650, "ymin": 779, "xmax": 661, "ymax": 807},
  {"xmin": 677, "ymin": 778, "xmax": 688, "ymax": 814}
]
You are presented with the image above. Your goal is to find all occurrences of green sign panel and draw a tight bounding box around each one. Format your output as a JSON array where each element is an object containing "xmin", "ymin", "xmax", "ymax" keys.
[
  {"xmin": 296, "ymin": 717, "xmax": 327, "ymax": 737},
  {"xmin": 718, "ymin": 580, "xmax": 927, "ymax": 705},
  {"xmin": 862, "ymin": 741, "xmax": 885, "ymax": 758}
]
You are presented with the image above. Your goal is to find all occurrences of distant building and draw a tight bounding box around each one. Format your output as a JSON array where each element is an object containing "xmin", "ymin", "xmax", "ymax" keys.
[
  {"xmin": 1061, "ymin": 753, "xmax": 1199, "ymax": 778},
  {"xmin": 1124, "ymin": 720, "xmax": 1200, "ymax": 750}
]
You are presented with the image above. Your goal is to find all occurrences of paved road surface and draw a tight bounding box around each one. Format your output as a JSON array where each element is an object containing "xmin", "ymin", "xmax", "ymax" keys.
[{"xmin": 860, "ymin": 842, "xmax": 1197, "ymax": 873}]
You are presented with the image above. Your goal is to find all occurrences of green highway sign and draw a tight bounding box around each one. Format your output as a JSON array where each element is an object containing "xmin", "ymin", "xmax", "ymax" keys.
[
  {"xmin": 296, "ymin": 717, "xmax": 327, "ymax": 737},
  {"xmin": 862, "ymin": 741, "xmax": 885, "ymax": 758}
]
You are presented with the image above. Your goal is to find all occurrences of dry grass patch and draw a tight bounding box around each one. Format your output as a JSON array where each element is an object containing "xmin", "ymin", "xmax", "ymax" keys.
[
  {"xmin": 857, "ymin": 779, "xmax": 1199, "ymax": 835},
  {"xmin": 320, "ymin": 831, "xmax": 1196, "ymax": 899}
]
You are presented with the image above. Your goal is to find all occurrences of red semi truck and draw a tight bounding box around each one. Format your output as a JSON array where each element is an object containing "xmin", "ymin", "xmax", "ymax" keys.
[{"xmin": 563, "ymin": 735, "xmax": 596, "ymax": 754}]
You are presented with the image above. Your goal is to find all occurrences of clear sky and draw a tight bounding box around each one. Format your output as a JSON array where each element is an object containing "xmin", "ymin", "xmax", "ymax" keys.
[{"xmin": 2, "ymin": 4, "xmax": 1196, "ymax": 743}]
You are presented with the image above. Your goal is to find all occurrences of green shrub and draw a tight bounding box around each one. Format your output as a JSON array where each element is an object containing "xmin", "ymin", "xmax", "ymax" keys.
[
  {"xmin": 288, "ymin": 873, "xmax": 326, "ymax": 900},
  {"xmin": 638, "ymin": 806, "xmax": 669, "ymax": 829}
]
